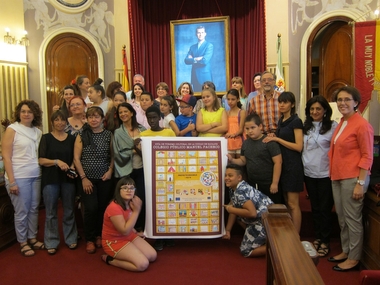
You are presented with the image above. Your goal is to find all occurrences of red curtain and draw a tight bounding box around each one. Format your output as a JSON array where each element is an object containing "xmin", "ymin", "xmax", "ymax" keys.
[{"xmin": 128, "ymin": 0, "xmax": 266, "ymax": 95}]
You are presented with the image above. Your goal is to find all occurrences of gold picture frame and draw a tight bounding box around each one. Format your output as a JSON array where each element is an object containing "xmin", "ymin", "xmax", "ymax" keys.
[{"xmin": 170, "ymin": 16, "xmax": 230, "ymax": 96}]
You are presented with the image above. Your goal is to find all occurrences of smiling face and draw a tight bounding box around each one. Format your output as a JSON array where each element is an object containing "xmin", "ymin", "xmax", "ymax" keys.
[
  {"xmin": 52, "ymin": 116, "xmax": 67, "ymax": 132},
  {"xmin": 180, "ymin": 84, "xmax": 190, "ymax": 96},
  {"xmin": 156, "ymin": 87, "xmax": 168, "ymax": 98},
  {"xmin": 224, "ymin": 168, "xmax": 242, "ymax": 190},
  {"xmin": 336, "ymin": 90, "xmax": 357, "ymax": 118},
  {"xmin": 201, "ymin": 90, "xmax": 215, "ymax": 108},
  {"xmin": 309, "ymin": 102, "xmax": 325, "ymax": 122},
  {"xmin": 69, "ymin": 97, "xmax": 85, "ymax": 115},
  {"xmin": 133, "ymin": 85, "xmax": 143, "ymax": 98},
  {"xmin": 63, "ymin": 88, "xmax": 75, "ymax": 104},
  {"xmin": 118, "ymin": 106, "xmax": 133, "ymax": 124},
  {"xmin": 253, "ymin": 75, "xmax": 261, "ymax": 90}
]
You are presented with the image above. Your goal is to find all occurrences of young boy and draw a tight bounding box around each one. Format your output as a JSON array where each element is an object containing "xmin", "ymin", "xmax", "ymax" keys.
[
  {"xmin": 140, "ymin": 105, "xmax": 175, "ymax": 251},
  {"xmin": 175, "ymin": 94, "xmax": 198, "ymax": 137},
  {"xmin": 223, "ymin": 164, "xmax": 273, "ymax": 257},
  {"xmin": 227, "ymin": 113, "xmax": 282, "ymax": 204},
  {"xmin": 140, "ymin": 106, "xmax": 175, "ymax": 137}
]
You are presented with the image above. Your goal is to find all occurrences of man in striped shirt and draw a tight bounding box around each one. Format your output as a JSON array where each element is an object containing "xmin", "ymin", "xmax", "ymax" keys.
[{"xmin": 248, "ymin": 71, "xmax": 281, "ymax": 134}]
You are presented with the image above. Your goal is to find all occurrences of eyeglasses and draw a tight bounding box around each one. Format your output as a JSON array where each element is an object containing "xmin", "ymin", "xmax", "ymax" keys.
[
  {"xmin": 179, "ymin": 105, "xmax": 190, "ymax": 109},
  {"xmin": 70, "ymin": 103, "xmax": 82, "ymax": 107},
  {"xmin": 261, "ymin": 78, "xmax": 274, "ymax": 83},
  {"xmin": 88, "ymin": 115, "xmax": 102, "ymax": 119},
  {"xmin": 336, "ymin": 98, "xmax": 354, "ymax": 103},
  {"xmin": 121, "ymin": 186, "xmax": 136, "ymax": 192},
  {"xmin": 157, "ymin": 88, "xmax": 166, "ymax": 91}
]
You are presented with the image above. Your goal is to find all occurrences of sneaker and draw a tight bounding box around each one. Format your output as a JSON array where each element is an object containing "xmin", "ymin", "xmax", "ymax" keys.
[
  {"xmin": 153, "ymin": 239, "xmax": 165, "ymax": 251},
  {"xmin": 165, "ymin": 239, "xmax": 175, "ymax": 247}
]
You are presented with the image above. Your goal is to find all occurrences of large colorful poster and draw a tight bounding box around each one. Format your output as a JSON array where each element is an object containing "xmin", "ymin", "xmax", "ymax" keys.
[
  {"xmin": 354, "ymin": 20, "xmax": 380, "ymax": 112},
  {"xmin": 141, "ymin": 137, "xmax": 227, "ymax": 238}
]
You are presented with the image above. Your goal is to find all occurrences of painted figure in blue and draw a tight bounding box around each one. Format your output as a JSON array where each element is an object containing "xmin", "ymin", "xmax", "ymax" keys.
[{"xmin": 184, "ymin": 26, "xmax": 213, "ymax": 92}]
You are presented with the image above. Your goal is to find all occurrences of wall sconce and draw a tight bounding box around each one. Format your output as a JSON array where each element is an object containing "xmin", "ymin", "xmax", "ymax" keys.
[{"xmin": 4, "ymin": 28, "xmax": 29, "ymax": 47}]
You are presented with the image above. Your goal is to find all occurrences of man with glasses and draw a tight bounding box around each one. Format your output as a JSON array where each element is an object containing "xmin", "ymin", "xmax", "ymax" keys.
[{"xmin": 248, "ymin": 71, "xmax": 281, "ymax": 134}]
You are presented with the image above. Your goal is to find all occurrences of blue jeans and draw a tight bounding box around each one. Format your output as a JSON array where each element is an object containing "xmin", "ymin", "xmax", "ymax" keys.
[
  {"xmin": 43, "ymin": 183, "xmax": 78, "ymax": 249},
  {"xmin": 6, "ymin": 177, "xmax": 41, "ymax": 243}
]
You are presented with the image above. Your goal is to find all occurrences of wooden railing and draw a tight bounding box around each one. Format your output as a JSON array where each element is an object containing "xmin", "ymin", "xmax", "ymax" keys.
[{"xmin": 262, "ymin": 205, "xmax": 325, "ymax": 285}]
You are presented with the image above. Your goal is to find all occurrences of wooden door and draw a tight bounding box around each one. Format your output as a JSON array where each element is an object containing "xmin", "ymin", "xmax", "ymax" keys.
[
  {"xmin": 320, "ymin": 22, "xmax": 353, "ymax": 101},
  {"xmin": 45, "ymin": 33, "xmax": 98, "ymax": 125},
  {"xmin": 307, "ymin": 17, "xmax": 353, "ymax": 101}
]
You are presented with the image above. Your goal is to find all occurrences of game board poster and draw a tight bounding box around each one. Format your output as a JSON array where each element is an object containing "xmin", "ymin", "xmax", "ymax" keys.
[{"xmin": 141, "ymin": 137, "xmax": 227, "ymax": 238}]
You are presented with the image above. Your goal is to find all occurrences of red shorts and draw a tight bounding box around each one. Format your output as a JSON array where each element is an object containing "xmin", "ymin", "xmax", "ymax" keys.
[{"xmin": 102, "ymin": 232, "xmax": 139, "ymax": 257}]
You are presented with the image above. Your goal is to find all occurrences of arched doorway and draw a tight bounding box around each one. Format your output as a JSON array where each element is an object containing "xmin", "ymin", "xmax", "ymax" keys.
[
  {"xmin": 306, "ymin": 16, "xmax": 353, "ymax": 102},
  {"xmin": 45, "ymin": 32, "xmax": 99, "ymax": 128}
]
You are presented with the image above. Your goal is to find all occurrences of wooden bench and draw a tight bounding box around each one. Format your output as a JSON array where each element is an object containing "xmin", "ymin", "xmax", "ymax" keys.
[{"xmin": 262, "ymin": 204, "xmax": 325, "ymax": 285}]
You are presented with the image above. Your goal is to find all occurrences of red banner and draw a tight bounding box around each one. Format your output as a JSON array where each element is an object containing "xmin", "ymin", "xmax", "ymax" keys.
[{"xmin": 354, "ymin": 21, "xmax": 378, "ymax": 112}]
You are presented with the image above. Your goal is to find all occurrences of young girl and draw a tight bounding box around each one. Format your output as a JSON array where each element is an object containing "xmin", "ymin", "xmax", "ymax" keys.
[
  {"xmin": 222, "ymin": 77, "xmax": 248, "ymax": 111},
  {"xmin": 87, "ymin": 79, "xmax": 109, "ymax": 114},
  {"xmin": 196, "ymin": 88, "xmax": 228, "ymax": 137},
  {"xmin": 160, "ymin": 95, "xmax": 180, "ymax": 136},
  {"xmin": 263, "ymin": 91, "xmax": 304, "ymax": 233},
  {"xmin": 104, "ymin": 91, "xmax": 127, "ymax": 133},
  {"xmin": 225, "ymin": 89, "xmax": 246, "ymax": 158},
  {"xmin": 101, "ymin": 177, "xmax": 156, "ymax": 271}
]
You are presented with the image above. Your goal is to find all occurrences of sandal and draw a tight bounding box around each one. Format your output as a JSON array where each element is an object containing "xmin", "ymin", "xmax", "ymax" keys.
[
  {"xmin": 47, "ymin": 248, "xmax": 57, "ymax": 255},
  {"xmin": 313, "ymin": 239, "xmax": 321, "ymax": 250},
  {"xmin": 95, "ymin": 236, "xmax": 102, "ymax": 248},
  {"xmin": 317, "ymin": 243, "xmax": 330, "ymax": 257},
  {"xmin": 101, "ymin": 254, "xmax": 114, "ymax": 265},
  {"xmin": 20, "ymin": 243, "xmax": 35, "ymax": 257},
  {"xmin": 68, "ymin": 243, "xmax": 77, "ymax": 250},
  {"xmin": 29, "ymin": 240, "xmax": 45, "ymax": 250}
]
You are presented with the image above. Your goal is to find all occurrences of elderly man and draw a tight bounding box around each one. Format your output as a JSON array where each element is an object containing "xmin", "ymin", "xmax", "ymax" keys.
[{"xmin": 248, "ymin": 71, "xmax": 281, "ymax": 134}]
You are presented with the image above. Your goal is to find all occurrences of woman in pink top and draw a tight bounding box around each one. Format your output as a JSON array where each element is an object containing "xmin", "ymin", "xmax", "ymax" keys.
[
  {"xmin": 101, "ymin": 176, "xmax": 156, "ymax": 271},
  {"xmin": 328, "ymin": 86, "xmax": 373, "ymax": 272}
]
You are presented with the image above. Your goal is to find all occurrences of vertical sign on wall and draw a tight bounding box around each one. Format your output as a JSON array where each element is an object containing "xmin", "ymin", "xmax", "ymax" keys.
[{"xmin": 141, "ymin": 138, "xmax": 227, "ymax": 238}]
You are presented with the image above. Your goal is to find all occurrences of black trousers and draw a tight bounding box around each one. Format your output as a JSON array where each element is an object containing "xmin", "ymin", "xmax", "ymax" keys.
[{"xmin": 304, "ymin": 176, "xmax": 334, "ymax": 244}]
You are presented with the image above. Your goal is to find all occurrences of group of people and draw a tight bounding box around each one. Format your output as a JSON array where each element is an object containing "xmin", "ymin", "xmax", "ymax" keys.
[{"xmin": 2, "ymin": 70, "xmax": 373, "ymax": 273}]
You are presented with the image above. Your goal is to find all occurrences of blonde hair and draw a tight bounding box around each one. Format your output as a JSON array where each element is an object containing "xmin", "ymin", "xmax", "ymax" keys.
[
  {"xmin": 201, "ymin": 88, "xmax": 221, "ymax": 111},
  {"xmin": 231, "ymin": 76, "xmax": 247, "ymax": 98}
]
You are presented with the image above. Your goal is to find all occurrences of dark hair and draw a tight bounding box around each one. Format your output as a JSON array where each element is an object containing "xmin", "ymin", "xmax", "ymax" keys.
[
  {"xmin": 131, "ymin": 83, "xmax": 145, "ymax": 100},
  {"xmin": 116, "ymin": 102, "xmax": 139, "ymax": 130},
  {"xmin": 226, "ymin": 164, "xmax": 244, "ymax": 176},
  {"xmin": 202, "ymin": 81, "xmax": 216, "ymax": 90},
  {"xmin": 50, "ymin": 110, "xmax": 67, "ymax": 124},
  {"xmin": 145, "ymin": 105, "xmax": 161, "ymax": 117},
  {"xmin": 161, "ymin": 95, "xmax": 179, "ymax": 117},
  {"xmin": 89, "ymin": 79, "xmax": 106, "ymax": 99},
  {"xmin": 113, "ymin": 91, "xmax": 127, "ymax": 101},
  {"xmin": 106, "ymin": 81, "xmax": 122, "ymax": 99},
  {"xmin": 196, "ymin": 25, "xmax": 206, "ymax": 32},
  {"xmin": 303, "ymin": 95, "xmax": 333, "ymax": 135},
  {"xmin": 278, "ymin": 91, "xmax": 296, "ymax": 115},
  {"xmin": 226, "ymin": 89, "xmax": 242, "ymax": 109},
  {"xmin": 332, "ymin": 85, "xmax": 361, "ymax": 111},
  {"xmin": 81, "ymin": 107, "xmax": 104, "ymax": 148},
  {"xmin": 141, "ymin": 91, "xmax": 154, "ymax": 101},
  {"xmin": 104, "ymin": 91, "xmax": 127, "ymax": 132},
  {"xmin": 86, "ymin": 106, "xmax": 104, "ymax": 118},
  {"xmin": 252, "ymin": 72, "xmax": 262, "ymax": 82},
  {"xmin": 113, "ymin": 176, "xmax": 136, "ymax": 210},
  {"xmin": 13, "ymin": 100, "xmax": 42, "ymax": 127},
  {"xmin": 244, "ymin": 113, "xmax": 262, "ymax": 126},
  {"xmin": 59, "ymin": 85, "xmax": 77, "ymax": 117}
]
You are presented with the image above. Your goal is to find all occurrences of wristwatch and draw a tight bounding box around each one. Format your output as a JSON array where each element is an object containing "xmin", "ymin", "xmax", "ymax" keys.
[{"xmin": 357, "ymin": 179, "xmax": 365, "ymax": 186}]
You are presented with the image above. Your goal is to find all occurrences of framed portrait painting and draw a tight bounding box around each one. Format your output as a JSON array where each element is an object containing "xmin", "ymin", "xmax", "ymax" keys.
[{"xmin": 170, "ymin": 16, "xmax": 230, "ymax": 96}]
